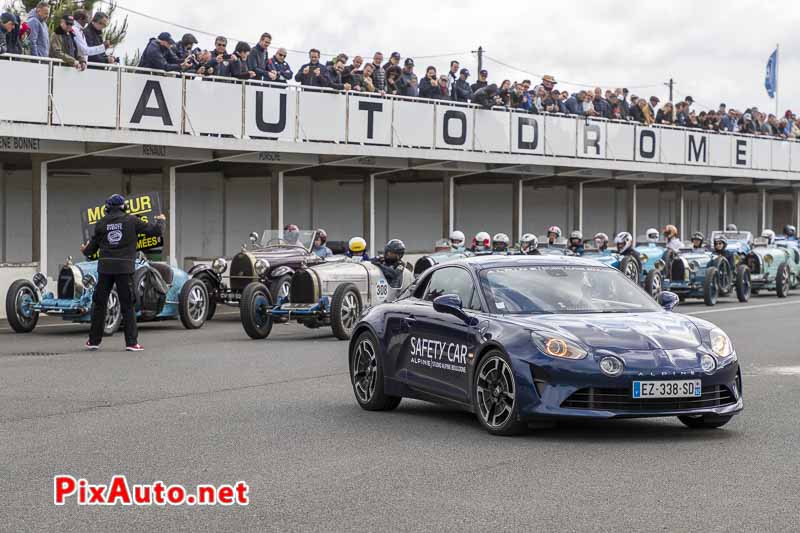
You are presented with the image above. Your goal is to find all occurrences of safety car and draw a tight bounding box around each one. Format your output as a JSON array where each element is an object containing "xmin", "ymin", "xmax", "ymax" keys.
[{"xmin": 347, "ymin": 255, "xmax": 742, "ymax": 435}]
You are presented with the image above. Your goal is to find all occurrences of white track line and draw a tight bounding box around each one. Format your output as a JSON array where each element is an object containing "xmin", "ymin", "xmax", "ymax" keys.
[
  {"xmin": 684, "ymin": 300, "xmax": 800, "ymax": 316},
  {"xmin": 0, "ymin": 312, "xmax": 240, "ymax": 331}
]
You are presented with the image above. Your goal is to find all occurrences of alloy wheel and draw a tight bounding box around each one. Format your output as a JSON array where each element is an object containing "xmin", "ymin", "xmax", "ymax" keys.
[
  {"xmin": 352, "ymin": 337, "xmax": 377, "ymax": 403},
  {"xmin": 476, "ymin": 356, "xmax": 516, "ymax": 428}
]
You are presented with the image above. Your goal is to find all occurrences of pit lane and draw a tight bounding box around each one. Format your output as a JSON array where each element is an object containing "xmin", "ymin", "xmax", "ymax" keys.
[{"xmin": 1, "ymin": 295, "xmax": 799, "ymax": 531}]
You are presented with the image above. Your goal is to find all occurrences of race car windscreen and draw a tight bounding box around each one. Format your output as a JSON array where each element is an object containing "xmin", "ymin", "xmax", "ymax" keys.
[
  {"xmin": 480, "ymin": 266, "xmax": 662, "ymax": 315},
  {"xmin": 260, "ymin": 230, "xmax": 316, "ymax": 249}
]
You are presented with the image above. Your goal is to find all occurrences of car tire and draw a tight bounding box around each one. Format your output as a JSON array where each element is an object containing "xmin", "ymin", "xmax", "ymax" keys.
[
  {"xmin": 178, "ymin": 278, "xmax": 208, "ymax": 329},
  {"xmin": 269, "ymin": 274, "xmax": 292, "ymax": 305},
  {"xmin": 644, "ymin": 270, "xmax": 662, "ymax": 299},
  {"xmin": 703, "ymin": 266, "xmax": 719, "ymax": 306},
  {"xmin": 474, "ymin": 351, "xmax": 527, "ymax": 436},
  {"xmin": 619, "ymin": 256, "xmax": 640, "ymax": 283},
  {"xmin": 350, "ymin": 331, "xmax": 401, "ymax": 411},
  {"xmin": 678, "ymin": 414, "xmax": 733, "ymax": 429},
  {"xmin": 240, "ymin": 282, "xmax": 273, "ymax": 339},
  {"xmin": 714, "ymin": 257, "xmax": 733, "ymax": 296},
  {"xmin": 195, "ymin": 273, "xmax": 218, "ymax": 321},
  {"xmin": 331, "ymin": 283, "xmax": 363, "ymax": 341},
  {"xmin": 775, "ymin": 263, "xmax": 790, "ymax": 298},
  {"xmin": 5, "ymin": 279, "xmax": 39, "ymax": 333},
  {"xmin": 735, "ymin": 264, "xmax": 751, "ymax": 303},
  {"xmin": 103, "ymin": 289, "xmax": 122, "ymax": 336}
]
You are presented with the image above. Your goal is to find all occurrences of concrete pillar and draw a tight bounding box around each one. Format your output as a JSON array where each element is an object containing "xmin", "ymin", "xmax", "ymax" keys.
[
  {"xmin": 270, "ymin": 169, "xmax": 284, "ymax": 234},
  {"xmin": 759, "ymin": 188, "xmax": 767, "ymax": 232},
  {"xmin": 678, "ymin": 185, "xmax": 685, "ymax": 241},
  {"xmin": 628, "ymin": 183, "xmax": 637, "ymax": 237},
  {"xmin": 512, "ymin": 177, "xmax": 523, "ymax": 243},
  {"xmin": 32, "ymin": 156, "xmax": 47, "ymax": 275},
  {"xmin": 719, "ymin": 189, "xmax": 727, "ymax": 229},
  {"xmin": 577, "ymin": 182, "xmax": 584, "ymax": 235},
  {"xmin": 442, "ymin": 174, "xmax": 454, "ymax": 238},
  {"xmin": 795, "ymin": 188, "xmax": 800, "ymax": 229},
  {"xmin": 364, "ymin": 174, "xmax": 375, "ymax": 254},
  {"xmin": 161, "ymin": 166, "xmax": 177, "ymax": 266},
  {"xmin": 0, "ymin": 162, "xmax": 5, "ymax": 262}
]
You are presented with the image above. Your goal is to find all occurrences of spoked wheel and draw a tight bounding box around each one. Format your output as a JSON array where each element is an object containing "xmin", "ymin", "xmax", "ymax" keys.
[
  {"xmin": 703, "ymin": 266, "xmax": 719, "ymax": 306},
  {"xmin": 179, "ymin": 278, "xmax": 208, "ymax": 329},
  {"xmin": 5, "ymin": 279, "xmax": 40, "ymax": 333},
  {"xmin": 715, "ymin": 257, "xmax": 733, "ymax": 296},
  {"xmin": 103, "ymin": 289, "xmax": 122, "ymax": 336},
  {"xmin": 775, "ymin": 263, "xmax": 790, "ymax": 298},
  {"xmin": 270, "ymin": 274, "xmax": 292, "ymax": 323},
  {"xmin": 331, "ymin": 283, "xmax": 363, "ymax": 340},
  {"xmin": 240, "ymin": 282, "xmax": 274, "ymax": 339},
  {"xmin": 475, "ymin": 352, "xmax": 526, "ymax": 436},
  {"xmin": 735, "ymin": 264, "xmax": 751, "ymax": 303},
  {"xmin": 619, "ymin": 256, "xmax": 640, "ymax": 283},
  {"xmin": 350, "ymin": 331, "xmax": 401, "ymax": 411},
  {"xmin": 644, "ymin": 270, "xmax": 662, "ymax": 299},
  {"xmin": 678, "ymin": 414, "xmax": 733, "ymax": 429}
]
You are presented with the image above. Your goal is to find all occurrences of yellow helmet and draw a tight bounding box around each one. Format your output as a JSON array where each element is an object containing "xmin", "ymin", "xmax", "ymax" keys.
[{"xmin": 348, "ymin": 236, "xmax": 367, "ymax": 253}]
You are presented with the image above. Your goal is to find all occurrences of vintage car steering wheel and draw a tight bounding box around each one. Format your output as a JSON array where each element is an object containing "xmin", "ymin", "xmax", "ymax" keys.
[{"xmin": 266, "ymin": 238, "xmax": 289, "ymax": 246}]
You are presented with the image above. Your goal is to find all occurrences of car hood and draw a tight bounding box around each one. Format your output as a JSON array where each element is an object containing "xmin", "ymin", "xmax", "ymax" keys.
[{"xmin": 518, "ymin": 312, "xmax": 702, "ymax": 351}]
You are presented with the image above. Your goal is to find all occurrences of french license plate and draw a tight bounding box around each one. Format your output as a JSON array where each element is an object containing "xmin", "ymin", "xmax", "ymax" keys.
[{"xmin": 632, "ymin": 380, "xmax": 701, "ymax": 399}]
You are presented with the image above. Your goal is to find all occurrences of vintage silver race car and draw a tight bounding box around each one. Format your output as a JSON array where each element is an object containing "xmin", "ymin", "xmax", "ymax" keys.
[{"xmin": 239, "ymin": 257, "xmax": 414, "ymax": 340}]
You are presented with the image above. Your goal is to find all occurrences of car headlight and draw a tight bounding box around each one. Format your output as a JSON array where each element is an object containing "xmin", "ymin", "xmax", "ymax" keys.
[
  {"xmin": 688, "ymin": 260, "xmax": 699, "ymax": 273},
  {"xmin": 764, "ymin": 254, "xmax": 773, "ymax": 266},
  {"xmin": 82, "ymin": 273, "xmax": 97, "ymax": 290},
  {"xmin": 640, "ymin": 253, "xmax": 648, "ymax": 263},
  {"xmin": 708, "ymin": 328, "xmax": 733, "ymax": 358},
  {"xmin": 532, "ymin": 333, "xmax": 588, "ymax": 360},
  {"xmin": 254, "ymin": 259, "xmax": 269, "ymax": 276},
  {"xmin": 212, "ymin": 257, "xmax": 227, "ymax": 274},
  {"xmin": 654, "ymin": 259, "xmax": 666, "ymax": 271},
  {"xmin": 32, "ymin": 272, "xmax": 48, "ymax": 290}
]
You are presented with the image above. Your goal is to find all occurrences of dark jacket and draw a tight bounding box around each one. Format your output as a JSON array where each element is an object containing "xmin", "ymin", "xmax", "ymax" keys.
[
  {"xmin": 268, "ymin": 56, "xmax": 293, "ymax": 83},
  {"xmin": 429, "ymin": 84, "xmax": 450, "ymax": 100},
  {"xmin": 452, "ymin": 78, "xmax": 472, "ymax": 102},
  {"xmin": 294, "ymin": 61, "xmax": 324, "ymax": 86},
  {"xmin": 396, "ymin": 71, "xmax": 418, "ymax": 97},
  {"xmin": 83, "ymin": 208, "xmax": 165, "ymax": 274},
  {"xmin": 655, "ymin": 109, "xmax": 673, "ymax": 125},
  {"xmin": 470, "ymin": 80, "xmax": 487, "ymax": 93},
  {"xmin": 246, "ymin": 43, "xmax": 269, "ymax": 79},
  {"xmin": 370, "ymin": 62, "xmax": 386, "ymax": 91},
  {"xmin": 83, "ymin": 22, "xmax": 106, "ymax": 64},
  {"xmin": 0, "ymin": 26, "xmax": 9, "ymax": 55},
  {"xmin": 139, "ymin": 38, "xmax": 181, "ymax": 71},
  {"xmin": 593, "ymin": 97, "xmax": 611, "ymax": 119},
  {"xmin": 229, "ymin": 53, "xmax": 254, "ymax": 79},
  {"xmin": 564, "ymin": 95, "xmax": 583, "ymax": 116},
  {"xmin": 629, "ymin": 104, "xmax": 645, "ymax": 123},
  {"xmin": 0, "ymin": 14, "xmax": 21, "ymax": 55},
  {"xmin": 418, "ymin": 76, "xmax": 438, "ymax": 99},
  {"xmin": 472, "ymin": 84, "xmax": 498, "ymax": 109},
  {"xmin": 322, "ymin": 65, "xmax": 348, "ymax": 90},
  {"xmin": 208, "ymin": 52, "xmax": 234, "ymax": 77},
  {"xmin": 50, "ymin": 26, "xmax": 84, "ymax": 66}
]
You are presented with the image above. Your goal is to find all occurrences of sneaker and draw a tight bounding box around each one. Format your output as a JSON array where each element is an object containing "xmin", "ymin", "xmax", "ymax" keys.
[
  {"xmin": 125, "ymin": 344, "xmax": 144, "ymax": 352},
  {"xmin": 85, "ymin": 341, "xmax": 100, "ymax": 351}
]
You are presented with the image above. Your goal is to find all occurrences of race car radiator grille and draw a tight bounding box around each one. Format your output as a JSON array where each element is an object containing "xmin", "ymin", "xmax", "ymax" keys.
[
  {"xmin": 57, "ymin": 267, "xmax": 75, "ymax": 300},
  {"xmin": 229, "ymin": 254, "xmax": 255, "ymax": 291},
  {"xmin": 561, "ymin": 385, "xmax": 735, "ymax": 411},
  {"xmin": 289, "ymin": 270, "xmax": 318, "ymax": 304}
]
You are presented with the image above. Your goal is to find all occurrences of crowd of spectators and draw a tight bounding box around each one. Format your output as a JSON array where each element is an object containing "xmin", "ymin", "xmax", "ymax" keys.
[{"xmin": 2, "ymin": 2, "xmax": 799, "ymax": 139}]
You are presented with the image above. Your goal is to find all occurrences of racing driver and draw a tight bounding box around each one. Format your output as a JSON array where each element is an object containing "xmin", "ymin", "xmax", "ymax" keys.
[{"xmin": 372, "ymin": 239, "xmax": 406, "ymax": 288}]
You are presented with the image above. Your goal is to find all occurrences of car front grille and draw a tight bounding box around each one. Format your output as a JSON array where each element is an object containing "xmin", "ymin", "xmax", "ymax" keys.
[
  {"xmin": 229, "ymin": 253, "xmax": 255, "ymax": 291},
  {"xmin": 561, "ymin": 385, "xmax": 735, "ymax": 411},
  {"xmin": 57, "ymin": 267, "xmax": 75, "ymax": 299},
  {"xmin": 289, "ymin": 270, "xmax": 318, "ymax": 304},
  {"xmin": 746, "ymin": 255, "xmax": 761, "ymax": 274}
]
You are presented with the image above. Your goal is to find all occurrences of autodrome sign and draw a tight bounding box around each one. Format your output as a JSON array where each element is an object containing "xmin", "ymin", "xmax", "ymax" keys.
[{"xmin": 80, "ymin": 192, "xmax": 163, "ymax": 255}]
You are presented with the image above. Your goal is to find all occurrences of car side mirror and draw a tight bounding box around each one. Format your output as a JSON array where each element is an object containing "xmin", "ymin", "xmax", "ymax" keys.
[
  {"xmin": 433, "ymin": 294, "xmax": 478, "ymax": 325},
  {"xmin": 249, "ymin": 232, "xmax": 260, "ymax": 244},
  {"xmin": 657, "ymin": 291, "xmax": 679, "ymax": 312}
]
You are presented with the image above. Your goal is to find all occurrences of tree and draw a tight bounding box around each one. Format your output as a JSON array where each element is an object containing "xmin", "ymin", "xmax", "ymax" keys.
[{"xmin": 13, "ymin": 0, "xmax": 128, "ymax": 52}]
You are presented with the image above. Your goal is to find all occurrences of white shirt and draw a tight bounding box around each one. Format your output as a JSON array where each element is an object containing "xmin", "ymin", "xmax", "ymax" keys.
[
  {"xmin": 666, "ymin": 238, "xmax": 683, "ymax": 252},
  {"xmin": 72, "ymin": 25, "xmax": 106, "ymax": 60}
]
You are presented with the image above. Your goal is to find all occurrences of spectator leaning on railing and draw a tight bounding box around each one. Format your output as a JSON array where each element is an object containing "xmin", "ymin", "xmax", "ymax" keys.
[
  {"xmin": 370, "ymin": 52, "xmax": 385, "ymax": 92},
  {"xmin": 268, "ymin": 47, "xmax": 292, "ymax": 83},
  {"xmin": 295, "ymin": 48, "xmax": 323, "ymax": 86},
  {"xmin": 247, "ymin": 32, "xmax": 272, "ymax": 81},
  {"xmin": 27, "ymin": 1, "xmax": 50, "ymax": 57},
  {"xmin": 452, "ymin": 68, "xmax": 472, "ymax": 102},
  {"xmin": 72, "ymin": 10, "xmax": 112, "ymax": 65},
  {"xmin": 139, "ymin": 32, "xmax": 191, "ymax": 72},
  {"xmin": 471, "ymin": 69, "xmax": 488, "ymax": 93},
  {"xmin": 50, "ymin": 15, "xmax": 86, "ymax": 70},
  {"xmin": 0, "ymin": 12, "xmax": 18, "ymax": 55}
]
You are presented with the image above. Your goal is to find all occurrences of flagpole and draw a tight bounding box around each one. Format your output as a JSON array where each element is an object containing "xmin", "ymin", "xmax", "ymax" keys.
[{"xmin": 775, "ymin": 43, "xmax": 779, "ymax": 117}]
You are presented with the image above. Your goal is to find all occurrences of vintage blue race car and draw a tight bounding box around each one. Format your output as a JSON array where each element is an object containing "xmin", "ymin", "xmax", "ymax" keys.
[
  {"xmin": 5, "ymin": 255, "xmax": 209, "ymax": 334},
  {"xmin": 347, "ymin": 255, "xmax": 743, "ymax": 435},
  {"xmin": 582, "ymin": 247, "xmax": 641, "ymax": 282},
  {"xmin": 642, "ymin": 248, "xmax": 741, "ymax": 306}
]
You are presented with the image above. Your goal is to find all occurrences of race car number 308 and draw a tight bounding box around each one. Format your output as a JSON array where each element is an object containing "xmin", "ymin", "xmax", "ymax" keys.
[{"xmin": 633, "ymin": 379, "xmax": 702, "ymax": 399}]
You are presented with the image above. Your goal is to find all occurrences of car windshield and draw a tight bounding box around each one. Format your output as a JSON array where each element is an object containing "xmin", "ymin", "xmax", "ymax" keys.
[
  {"xmin": 480, "ymin": 265, "xmax": 661, "ymax": 315},
  {"xmin": 711, "ymin": 231, "xmax": 752, "ymax": 243},
  {"xmin": 259, "ymin": 230, "xmax": 316, "ymax": 250}
]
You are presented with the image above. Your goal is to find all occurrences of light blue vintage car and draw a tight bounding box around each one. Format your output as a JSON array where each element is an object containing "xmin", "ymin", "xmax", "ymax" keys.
[
  {"xmin": 582, "ymin": 246, "xmax": 642, "ymax": 282},
  {"xmin": 5, "ymin": 255, "xmax": 208, "ymax": 334},
  {"xmin": 745, "ymin": 238, "xmax": 800, "ymax": 297}
]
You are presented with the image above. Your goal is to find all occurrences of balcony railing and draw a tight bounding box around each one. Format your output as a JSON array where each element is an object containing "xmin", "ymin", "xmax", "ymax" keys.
[{"xmin": 1, "ymin": 55, "xmax": 799, "ymax": 174}]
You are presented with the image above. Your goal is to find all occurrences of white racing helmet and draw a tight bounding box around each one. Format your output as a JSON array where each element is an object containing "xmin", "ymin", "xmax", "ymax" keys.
[
  {"xmin": 645, "ymin": 228, "xmax": 659, "ymax": 242},
  {"xmin": 473, "ymin": 231, "xmax": 491, "ymax": 252},
  {"xmin": 520, "ymin": 233, "xmax": 538, "ymax": 251},
  {"xmin": 547, "ymin": 225, "xmax": 562, "ymax": 239},
  {"xmin": 492, "ymin": 232, "xmax": 510, "ymax": 252},
  {"xmin": 593, "ymin": 232, "xmax": 609, "ymax": 248},
  {"xmin": 762, "ymin": 229, "xmax": 776, "ymax": 245},
  {"xmin": 449, "ymin": 230, "xmax": 466, "ymax": 250},
  {"xmin": 615, "ymin": 231, "xmax": 634, "ymax": 253}
]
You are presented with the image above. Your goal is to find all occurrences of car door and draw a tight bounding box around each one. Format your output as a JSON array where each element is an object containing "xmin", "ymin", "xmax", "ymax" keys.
[{"xmin": 400, "ymin": 266, "xmax": 482, "ymax": 404}]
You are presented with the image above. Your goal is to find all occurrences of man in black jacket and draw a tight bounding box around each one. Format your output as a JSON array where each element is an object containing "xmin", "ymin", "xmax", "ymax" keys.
[
  {"xmin": 81, "ymin": 194, "xmax": 165, "ymax": 351},
  {"xmin": 82, "ymin": 12, "xmax": 113, "ymax": 64},
  {"xmin": 139, "ymin": 32, "xmax": 191, "ymax": 72},
  {"xmin": 0, "ymin": 12, "xmax": 21, "ymax": 55}
]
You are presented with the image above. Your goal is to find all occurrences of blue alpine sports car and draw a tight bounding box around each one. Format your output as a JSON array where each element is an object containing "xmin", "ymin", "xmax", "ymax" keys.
[{"xmin": 348, "ymin": 255, "xmax": 743, "ymax": 435}]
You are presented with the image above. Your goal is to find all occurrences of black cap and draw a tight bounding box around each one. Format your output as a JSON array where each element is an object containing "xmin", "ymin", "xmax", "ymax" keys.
[
  {"xmin": 479, "ymin": 69, "xmax": 488, "ymax": 76},
  {"xmin": 686, "ymin": 95, "xmax": 694, "ymax": 103},
  {"xmin": 1, "ymin": 13, "xmax": 16, "ymax": 25},
  {"xmin": 404, "ymin": 57, "xmax": 414, "ymax": 67},
  {"xmin": 157, "ymin": 32, "xmax": 174, "ymax": 44},
  {"xmin": 61, "ymin": 14, "xmax": 75, "ymax": 25},
  {"xmin": 391, "ymin": 51, "xmax": 400, "ymax": 59},
  {"xmin": 719, "ymin": 103, "xmax": 726, "ymax": 108},
  {"xmin": 460, "ymin": 68, "xmax": 470, "ymax": 77},
  {"xmin": 181, "ymin": 33, "xmax": 198, "ymax": 45}
]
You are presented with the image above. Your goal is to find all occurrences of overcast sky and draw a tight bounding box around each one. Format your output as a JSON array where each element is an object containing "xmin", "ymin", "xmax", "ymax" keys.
[{"xmin": 98, "ymin": 0, "xmax": 797, "ymax": 114}]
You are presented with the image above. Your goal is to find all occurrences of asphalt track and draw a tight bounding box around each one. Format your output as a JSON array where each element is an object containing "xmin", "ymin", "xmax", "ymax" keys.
[{"xmin": 2, "ymin": 293, "xmax": 799, "ymax": 532}]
